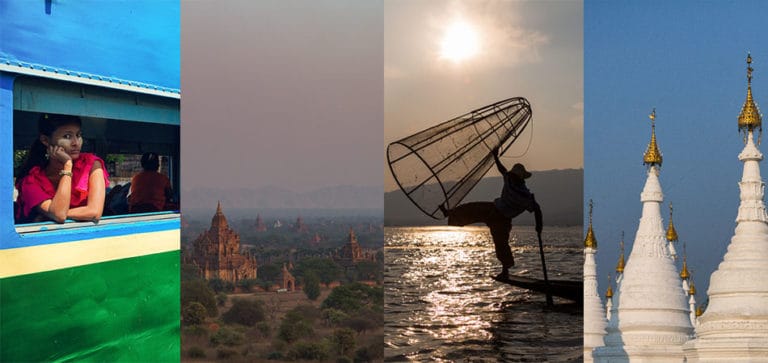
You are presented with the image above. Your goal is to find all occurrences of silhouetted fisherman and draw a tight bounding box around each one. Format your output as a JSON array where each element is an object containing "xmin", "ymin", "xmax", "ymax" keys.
[{"xmin": 440, "ymin": 147, "xmax": 543, "ymax": 280}]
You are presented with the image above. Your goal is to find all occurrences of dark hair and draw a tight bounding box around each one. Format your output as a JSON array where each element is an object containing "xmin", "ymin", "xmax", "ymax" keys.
[
  {"xmin": 140, "ymin": 152, "xmax": 160, "ymax": 171},
  {"xmin": 16, "ymin": 113, "xmax": 82, "ymax": 178}
]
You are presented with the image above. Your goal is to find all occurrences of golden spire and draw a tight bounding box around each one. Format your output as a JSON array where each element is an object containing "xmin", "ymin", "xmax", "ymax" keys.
[
  {"xmin": 643, "ymin": 108, "xmax": 663, "ymax": 166},
  {"xmin": 739, "ymin": 53, "xmax": 762, "ymax": 143},
  {"xmin": 584, "ymin": 199, "xmax": 597, "ymax": 249},
  {"xmin": 605, "ymin": 274, "xmax": 614, "ymax": 298},
  {"xmin": 680, "ymin": 243, "xmax": 691, "ymax": 280},
  {"xmin": 616, "ymin": 231, "xmax": 625, "ymax": 274},
  {"xmin": 689, "ymin": 274, "xmax": 696, "ymax": 296},
  {"xmin": 666, "ymin": 202, "xmax": 679, "ymax": 242},
  {"xmin": 696, "ymin": 305, "xmax": 704, "ymax": 317}
]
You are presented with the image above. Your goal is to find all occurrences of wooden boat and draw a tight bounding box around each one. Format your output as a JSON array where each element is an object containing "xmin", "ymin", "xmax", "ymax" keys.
[{"xmin": 493, "ymin": 275, "xmax": 582, "ymax": 303}]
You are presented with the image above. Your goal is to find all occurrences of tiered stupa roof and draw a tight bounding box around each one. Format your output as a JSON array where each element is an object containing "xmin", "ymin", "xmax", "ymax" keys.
[
  {"xmin": 738, "ymin": 53, "xmax": 762, "ymax": 136},
  {"xmin": 593, "ymin": 110, "xmax": 693, "ymax": 362},
  {"xmin": 643, "ymin": 108, "xmax": 663, "ymax": 166},
  {"xmin": 683, "ymin": 53, "xmax": 768, "ymax": 361}
]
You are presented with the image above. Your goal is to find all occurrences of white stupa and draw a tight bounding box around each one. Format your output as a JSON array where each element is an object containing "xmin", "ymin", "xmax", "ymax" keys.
[
  {"xmin": 667, "ymin": 203, "xmax": 679, "ymax": 260},
  {"xmin": 680, "ymin": 244, "xmax": 691, "ymax": 295},
  {"xmin": 593, "ymin": 109, "xmax": 694, "ymax": 362},
  {"xmin": 605, "ymin": 276, "xmax": 614, "ymax": 321},
  {"xmin": 687, "ymin": 274, "xmax": 697, "ymax": 328},
  {"xmin": 584, "ymin": 200, "xmax": 608, "ymax": 362},
  {"xmin": 683, "ymin": 53, "xmax": 768, "ymax": 361},
  {"xmin": 608, "ymin": 232, "xmax": 625, "ymax": 320},
  {"xmin": 615, "ymin": 233, "xmax": 625, "ymax": 285},
  {"xmin": 670, "ymin": 207, "xmax": 699, "ymax": 328}
]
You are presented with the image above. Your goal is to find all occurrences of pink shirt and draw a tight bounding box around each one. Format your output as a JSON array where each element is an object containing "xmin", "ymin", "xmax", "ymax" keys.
[{"xmin": 15, "ymin": 153, "xmax": 110, "ymax": 223}]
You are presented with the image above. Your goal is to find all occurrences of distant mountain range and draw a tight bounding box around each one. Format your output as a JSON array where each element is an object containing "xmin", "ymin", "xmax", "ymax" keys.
[
  {"xmin": 181, "ymin": 169, "xmax": 582, "ymax": 226},
  {"xmin": 385, "ymin": 169, "xmax": 583, "ymax": 226},
  {"xmin": 181, "ymin": 185, "xmax": 384, "ymax": 211}
]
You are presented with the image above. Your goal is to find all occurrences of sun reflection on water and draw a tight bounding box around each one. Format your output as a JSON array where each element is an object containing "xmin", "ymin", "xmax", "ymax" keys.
[{"xmin": 385, "ymin": 226, "xmax": 583, "ymax": 361}]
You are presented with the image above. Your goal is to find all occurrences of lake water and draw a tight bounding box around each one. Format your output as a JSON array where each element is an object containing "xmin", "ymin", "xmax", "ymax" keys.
[{"xmin": 384, "ymin": 225, "xmax": 583, "ymax": 362}]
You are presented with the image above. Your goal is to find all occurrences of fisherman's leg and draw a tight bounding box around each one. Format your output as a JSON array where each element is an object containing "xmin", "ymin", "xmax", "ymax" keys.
[
  {"xmin": 489, "ymin": 212, "xmax": 514, "ymax": 278},
  {"xmin": 444, "ymin": 201, "xmax": 495, "ymax": 226}
]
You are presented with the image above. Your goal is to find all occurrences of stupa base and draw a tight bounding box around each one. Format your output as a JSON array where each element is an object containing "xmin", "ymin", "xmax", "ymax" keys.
[
  {"xmin": 684, "ymin": 336, "xmax": 768, "ymax": 362},
  {"xmin": 593, "ymin": 344, "xmax": 686, "ymax": 363}
]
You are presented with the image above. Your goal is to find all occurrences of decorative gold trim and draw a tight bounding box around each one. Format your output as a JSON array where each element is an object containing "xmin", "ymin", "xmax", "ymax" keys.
[
  {"xmin": 680, "ymin": 254, "xmax": 691, "ymax": 280},
  {"xmin": 616, "ymin": 231, "xmax": 625, "ymax": 274},
  {"xmin": 666, "ymin": 202, "xmax": 679, "ymax": 242},
  {"xmin": 643, "ymin": 108, "xmax": 663, "ymax": 166},
  {"xmin": 584, "ymin": 199, "xmax": 597, "ymax": 249},
  {"xmin": 739, "ymin": 53, "xmax": 762, "ymax": 143}
]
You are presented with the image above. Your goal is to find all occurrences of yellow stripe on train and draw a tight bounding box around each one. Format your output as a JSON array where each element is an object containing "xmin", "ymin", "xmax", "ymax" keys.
[{"xmin": 0, "ymin": 230, "xmax": 179, "ymax": 279}]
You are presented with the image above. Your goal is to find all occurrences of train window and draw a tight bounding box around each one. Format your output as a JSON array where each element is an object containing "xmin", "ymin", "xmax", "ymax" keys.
[{"xmin": 11, "ymin": 76, "xmax": 180, "ymax": 230}]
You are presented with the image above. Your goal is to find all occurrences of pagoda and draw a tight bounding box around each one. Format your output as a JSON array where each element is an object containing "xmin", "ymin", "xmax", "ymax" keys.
[
  {"xmin": 583, "ymin": 200, "xmax": 607, "ymax": 362},
  {"xmin": 295, "ymin": 216, "xmax": 308, "ymax": 233},
  {"xmin": 255, "ymin": 213, "xmax": 267, "ymax": 232},
  {"xmin": 683, "ymin": 53, "xmax": 768, "ymax": 361},
  {"xmin": 593, "ymin": 109, "xmax": 693, "ymax": 362},
  {"xmin": 335, "ymin": 228, "xmax": 376, "ymax": 266},
  {"xmin": 281, "ymin": 263, "xmax": 296, "ymax": 292},
  {"xmin": 337, "ymin": 228, "xmax": 364, "ymax": 263},
  {"xmin": 666, "ymin": 203, "xmax": 679, "ymax": 260},
  {"xmin": 189, "ymin": 201, "xmax": 258, "ymax": 284}
]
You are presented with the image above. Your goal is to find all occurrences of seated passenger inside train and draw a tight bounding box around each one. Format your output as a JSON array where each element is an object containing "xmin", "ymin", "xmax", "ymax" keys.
[{"xmin": 127, "ymin": 152, "xmax": 177, "ymax": 213}]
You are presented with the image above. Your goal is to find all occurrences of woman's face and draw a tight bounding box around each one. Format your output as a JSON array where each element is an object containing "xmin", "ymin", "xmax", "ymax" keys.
[{"xmin": 47, "ymin": 124, "xmax": 83, "ymax": 160}]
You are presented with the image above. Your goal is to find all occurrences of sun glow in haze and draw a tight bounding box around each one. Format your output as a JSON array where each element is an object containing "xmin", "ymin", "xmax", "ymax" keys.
[{"xmin": 439, "ymin": 20, "xmax": 480, "ymax": 63}]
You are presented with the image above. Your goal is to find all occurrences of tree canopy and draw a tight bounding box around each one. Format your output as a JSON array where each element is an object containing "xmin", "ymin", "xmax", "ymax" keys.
[
  {"xmin": 321, "ymin": 283, "xmax": 383, "ymax": 313},
  {"xmin": 295, "ymin": 257, "xmax": 342, "ymax": 286},
  {"xmin": 181, "ymin": 280, "xmax": 218, "ymax": 317},
  {"xmin": 222, "ymin": 298, "xmax": 266, "ymax": 327}
]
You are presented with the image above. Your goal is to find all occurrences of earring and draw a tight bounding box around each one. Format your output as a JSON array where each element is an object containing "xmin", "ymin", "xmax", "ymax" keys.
[{"xmin": 45, "ymin": 153, "xmax": 49, "ymax": 160}]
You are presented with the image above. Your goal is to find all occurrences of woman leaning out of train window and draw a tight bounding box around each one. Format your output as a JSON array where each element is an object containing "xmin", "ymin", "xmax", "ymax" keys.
[{"xmin": 14, "ymin": 113, "xmax": 109, "ymax": 224}]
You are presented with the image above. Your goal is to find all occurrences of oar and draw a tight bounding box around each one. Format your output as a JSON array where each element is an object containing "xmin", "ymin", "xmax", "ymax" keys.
[{"xmin": 537, "ymin": 230, "xmax": 553, "ymax": 306}]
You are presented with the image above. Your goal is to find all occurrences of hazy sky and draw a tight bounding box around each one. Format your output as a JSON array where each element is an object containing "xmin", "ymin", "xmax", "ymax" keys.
[
  {"xmin": 181, "ymin": 1, "xmax": 382, "ymax": 192},
  {"xmin": 384, "ymin": 0, "xmax": 583, "ymax": 191},
  {"xmin": 586, "ymin": 1, "xmax": 768, "ymax": 305}
]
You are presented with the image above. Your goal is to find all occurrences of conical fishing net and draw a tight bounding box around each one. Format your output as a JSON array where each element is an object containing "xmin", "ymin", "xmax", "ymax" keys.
[{"xmin": 387, "ymin": 97, "xmax": 532, "ymax": 219}]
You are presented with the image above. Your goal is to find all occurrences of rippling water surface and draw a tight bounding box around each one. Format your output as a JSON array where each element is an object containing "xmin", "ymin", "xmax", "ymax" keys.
[{"xmin": 385, "ymin": 226, "xmax": 583, "ymax": 362}]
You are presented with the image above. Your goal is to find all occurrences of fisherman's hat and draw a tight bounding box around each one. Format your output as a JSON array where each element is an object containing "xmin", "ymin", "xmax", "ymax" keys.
[{"xmin": 510, "ymin": 163, "xmax": 532, "ymax": 179}]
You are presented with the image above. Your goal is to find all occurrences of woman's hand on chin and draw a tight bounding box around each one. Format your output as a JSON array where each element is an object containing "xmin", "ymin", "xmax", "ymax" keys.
[{"xmin": 47, "ymin": 144, "xmax": 72, "ymax": 164}]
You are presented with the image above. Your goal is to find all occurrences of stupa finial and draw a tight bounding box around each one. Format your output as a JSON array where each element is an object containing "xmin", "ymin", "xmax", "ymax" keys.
[
  {"xmin": 680, "ymin": 242, "xmax": 691, "ymax": 280},
  {"xmin": 739, "ymin": 53, "xmax": 762, "ymax": 144},
  {"xmin": 605, "ymin": 274, "xmax": 614, "ymax": 298},
  {"xmin": 688, "ymin": 272, "xmax": 696, "ymax": 296},
  {"xmin": 666, "ymin": 202, "xmax": 679, "ymax": 242},
  {"xmin": 616, "ymin": 231, "xmax": 625, "ymax": 274},
  {"xmin": 584, "ymin": 199, "xmax": 597, "ymax": 249},
  {"xmin": 643, "ymin": 108, "xmax": 663, "ymax": 166}
]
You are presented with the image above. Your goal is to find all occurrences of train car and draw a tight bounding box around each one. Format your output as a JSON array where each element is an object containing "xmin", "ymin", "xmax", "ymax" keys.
[{"xmin": 0, "ymin": 2, "xmax": 180, "ymax": 361}]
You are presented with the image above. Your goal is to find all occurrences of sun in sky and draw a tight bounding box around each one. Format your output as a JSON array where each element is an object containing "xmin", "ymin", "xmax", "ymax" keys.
[{"xmin": 439, "ymin": 19, "xmax": 480, "ymax": 63}]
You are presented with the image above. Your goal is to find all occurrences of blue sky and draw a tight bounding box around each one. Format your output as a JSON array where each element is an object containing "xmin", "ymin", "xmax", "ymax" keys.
[{"xmin": 586, "ymin": 1, "xmax": 768, "ymax": 305}]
